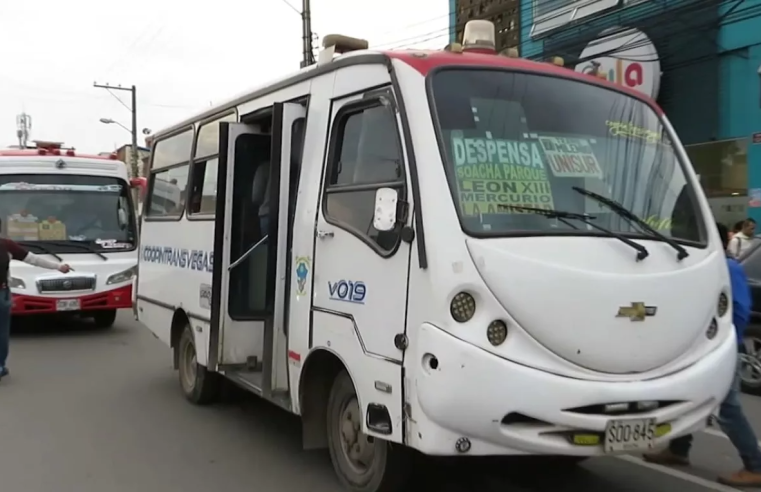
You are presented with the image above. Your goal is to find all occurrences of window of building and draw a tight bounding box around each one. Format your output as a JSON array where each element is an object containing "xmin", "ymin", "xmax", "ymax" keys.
[
  {"xmin": 686, "ymin": 138, "xmax": 748, "ymax": 228},
  {"xmin": 324, "ymin": 101, "xmax": 406, "ymax": 253},
  {"xmin": 531, "ymin": 0, "xmax": 617, "ymax": 37},
  {"xmin": 147, "ymin": 165, "xmax": 189, "ymax": 217}
]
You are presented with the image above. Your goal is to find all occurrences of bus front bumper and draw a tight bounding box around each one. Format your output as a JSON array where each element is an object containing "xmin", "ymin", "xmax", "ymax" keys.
[
  {"xmin": 10, "ymin": 284, "xmax": 133, "ymax": 315},
  {"xmin": 412, "ymin": 322, "xmax": 737, "ymax": 456}
]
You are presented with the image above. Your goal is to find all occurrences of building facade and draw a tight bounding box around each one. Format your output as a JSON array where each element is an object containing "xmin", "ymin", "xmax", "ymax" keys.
[
  {"xmin": 114, "ymin": 144, "xmax": 150, "ymax": 178},
  {"xmin": 449, "ymin": 0, "xmax": 761, "ymax": 226}
]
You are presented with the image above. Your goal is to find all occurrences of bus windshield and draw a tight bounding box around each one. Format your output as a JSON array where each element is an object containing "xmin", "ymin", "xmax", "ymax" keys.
[
  {"xmin": 428, "ymin": 69, "xmax": 705, "ymax": 244},
  {"xmin": 0, "ymin": 174, "xmax": 137, "ymax": 252}
]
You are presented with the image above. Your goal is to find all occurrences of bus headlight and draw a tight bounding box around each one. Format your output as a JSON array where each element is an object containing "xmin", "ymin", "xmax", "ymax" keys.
[
  {"xmin": 718, "ymin": 292, "xmax": 729, "ymax": 318},
  {"xmin": 9, "ymin": 277, "xmax": 25, "ymax": 289},
  {"xmin": 706, "ymin": 318, "xmax": 718, "ymax": 340},
  {"xmin": 486, "ymin": 320, "xmax": 508, "ymax": 346},
  {"xmin": 450, "ymin": 292, "xmax": 476, "ymax": 323},
  {"xmin": 106, "ymin": 266, "xmax": 137, "ymax": 285}
]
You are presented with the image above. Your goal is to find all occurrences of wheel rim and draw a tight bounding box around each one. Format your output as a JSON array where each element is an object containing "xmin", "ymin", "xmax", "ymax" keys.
[
  {"xmin": 740, "ymin": 336, "xmax": 761, "ymax": 387},
  {"xmin": 339, "ymin": 397, "xmax": 376, "ymax": 475},
  {"xmin": 180, "ymin": 334, "xmax": 197, "ymax": 393}
]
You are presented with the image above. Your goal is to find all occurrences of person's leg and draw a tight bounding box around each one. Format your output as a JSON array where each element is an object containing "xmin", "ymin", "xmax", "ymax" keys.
[
  {"xmin": 0, "ymin": 287, "xmax": 12, "ymax": 378},
  {"xmin": 717, "ymin": 366, "xmax": 761, "ymax": 485},
  {"xmin": 642, "ymin": 434, "xmax": 692, "ymax": 465}
]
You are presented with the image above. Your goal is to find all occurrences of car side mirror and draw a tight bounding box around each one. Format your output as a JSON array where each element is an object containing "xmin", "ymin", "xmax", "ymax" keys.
[{"xmin": 373, "ymin": 187, "xmax": 397, "ymax": 232}]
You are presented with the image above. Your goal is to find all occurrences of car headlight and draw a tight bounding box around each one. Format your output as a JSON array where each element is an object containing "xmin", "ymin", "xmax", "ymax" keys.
[
  {"xmin": 106, "ymin": 266, "xmax": 137, "ymax": 285},
  {"xmin": 9, "ymin": 277, "xmax": 25, "ymax": 289}
]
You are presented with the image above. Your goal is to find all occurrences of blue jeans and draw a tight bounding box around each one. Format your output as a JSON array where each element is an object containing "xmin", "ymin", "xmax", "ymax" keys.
[
  {"xmin": 670, "ymin": 361, "xmax": 761, "ymax": 472},
  {"xmin": 0, "ymin": 288, "xmax": 11, "ymax": 369}
]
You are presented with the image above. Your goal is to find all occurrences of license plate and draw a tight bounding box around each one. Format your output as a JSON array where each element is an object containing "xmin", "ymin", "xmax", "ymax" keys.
[
  {"xmin": 604, "ymin": 418, "xmax": 656, "ymax": 453},
  {"xmin": 56, "ymin": 299, "xmax": 81, "ymax": 311}
]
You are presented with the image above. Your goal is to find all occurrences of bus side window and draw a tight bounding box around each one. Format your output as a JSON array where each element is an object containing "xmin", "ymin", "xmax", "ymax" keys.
[
  {"xmin": 323, "ymin": 101, "xmax": 405, "ymax": 252},
  {"xmin": 147, "ymin": 165, "xmax": 189, "ymax": 217},
  {"xmin": 188, "ymin": 113, "xmax": 235, "ymax": 217},
  {"xmin": 289, "ymin": 117, "xmax": 305, "ymax": 211},
  {"xmin": 147, "ymin": 127, "xmax": 193, "ymax": 219},
  {"xmin": 188, "ymin": 158, "xmax": 218, "ymax": 215}
]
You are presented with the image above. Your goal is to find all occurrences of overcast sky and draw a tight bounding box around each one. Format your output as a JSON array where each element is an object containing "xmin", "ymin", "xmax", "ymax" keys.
[{"xmin": 0, "ymin": 0, "xmax": 448, "ymax": 153}]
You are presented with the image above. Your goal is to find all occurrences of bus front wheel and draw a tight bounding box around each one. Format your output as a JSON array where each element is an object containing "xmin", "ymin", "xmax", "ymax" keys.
[
  {"xmin": 92, "ymin": 309, "xmax": 117, "ymax": 328},
  {"xmin": 327, "ymin": 370, "xmax": 410, "ymax": 492},
  {"xmin": 176, "ymin": 324, "xmax": 220, "ymax": 405}
]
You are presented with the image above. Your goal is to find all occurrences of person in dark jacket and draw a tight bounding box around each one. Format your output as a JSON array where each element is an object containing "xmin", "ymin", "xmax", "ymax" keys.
[
  {"xmin": 642, "ymin": 222, "xmax": 761, "ymax": 486},
  {"xmin": 0, "ymin": 222, "xmax": 72, "ymax": 380}
]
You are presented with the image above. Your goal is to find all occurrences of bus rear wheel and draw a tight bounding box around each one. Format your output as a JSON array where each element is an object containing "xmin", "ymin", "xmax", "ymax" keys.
[
  {"xmin": 327, "ymin": 370, "xmax": 410, "ymax": 492},
  {"xmin": 176, "ymin": 324, "xmax": 220, "ymax": 405}
]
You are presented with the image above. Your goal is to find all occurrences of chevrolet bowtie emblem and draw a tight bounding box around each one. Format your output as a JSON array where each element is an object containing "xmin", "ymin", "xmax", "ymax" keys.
[{"xmin": 616, "ymin": 302, "xmax": 657, "ymax": 322}]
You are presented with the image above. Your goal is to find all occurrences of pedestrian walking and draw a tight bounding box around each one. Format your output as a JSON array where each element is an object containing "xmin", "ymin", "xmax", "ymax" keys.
[
  {"xmin": 0, "ymin": 219, "xmax": 72, "ymax": 381},
  {"xmin": 642, "ymin": 222, "xmax": 761, "ymax": 487},
  {"xmin": 727, "ymin": 218, "xmax": 756, "ymax": 258},
  {"xmin": 730, "ymin": 220, "xmax": 745, "ymax": 242}
]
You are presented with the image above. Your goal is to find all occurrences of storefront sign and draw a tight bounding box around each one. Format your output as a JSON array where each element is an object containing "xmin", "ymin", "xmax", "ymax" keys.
[
  {"xmin": 575, "ymin": 27, "xmax": 662, "ymax": 99},
  {"xmin": 750, "ymin": 189, "xmax": 761, "ymax": 208}
]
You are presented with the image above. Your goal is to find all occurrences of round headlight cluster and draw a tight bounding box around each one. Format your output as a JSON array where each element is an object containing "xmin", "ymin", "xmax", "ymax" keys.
[
  {"xmin": 487, "ymin": 320, "xmax": 508, "ymax": 346},
  {"xmin": 718, "ymin": 292, "xmax": 729, "ymax": 318},
  {"xmin": 450, "ymin": 292, "xmax": 476, "ymax": 323}
]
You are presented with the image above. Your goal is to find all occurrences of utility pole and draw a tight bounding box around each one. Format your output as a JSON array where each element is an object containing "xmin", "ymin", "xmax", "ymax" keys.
[
  {"xmin": 300, "ymin": 0, "xmax": 315, "ymax": 68},
  {"xmin": 93, "ymin": 82, "xmax": 140, "ymax": 179}
]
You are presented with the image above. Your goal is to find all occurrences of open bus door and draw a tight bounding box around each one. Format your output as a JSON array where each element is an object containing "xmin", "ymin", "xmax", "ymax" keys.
[{"xmin": 209, "ymin": 102, "xmax": 306, "ymax": 402}]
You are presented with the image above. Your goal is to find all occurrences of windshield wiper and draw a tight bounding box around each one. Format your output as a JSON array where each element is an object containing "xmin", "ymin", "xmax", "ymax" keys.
[
  {"xmin": 571, "ymin": 186, "xmax": 689, "ymax": 261},
  {"xmin": 43, "ymin": 240, "xmax": 108, "ymax": 261},
  {"xmin": 17, "ymin": 241, "xmax": 64, "ymax": 262},
  {"xmin": 499, "ymin": 204, "xmax": 649, "ymax": 261}
]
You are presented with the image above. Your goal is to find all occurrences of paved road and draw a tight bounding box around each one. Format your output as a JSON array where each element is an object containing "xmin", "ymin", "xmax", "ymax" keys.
[{"xmin": 2, "ymin": 311, "xmax": 761, "ymax": 492}]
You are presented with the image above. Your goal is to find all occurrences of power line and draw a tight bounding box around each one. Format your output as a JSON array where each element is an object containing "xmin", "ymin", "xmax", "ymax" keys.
[
  {"xmin": 0, "ymin": 75, "xmax": 199, "ymax": 109},
  {"xmin": 372, "ymin": 0, "xmax": 754, "ymax": 81},
  {"xmin": 275, "ymin": 0, "xmax": 301, "ymax": 15},
  {"xmin": 374, "ymin": 0, "xmax": 748, "ymax": 58}
]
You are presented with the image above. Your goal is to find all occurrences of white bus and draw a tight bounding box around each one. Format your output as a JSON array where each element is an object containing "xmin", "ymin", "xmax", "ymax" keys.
[
  {"xmin": 137, "ymin": 21, "xmax": 736, "ymax": 492},
  {"xmin": 0, "ymin": 142, "xmax": 139, "ymax": 328}
]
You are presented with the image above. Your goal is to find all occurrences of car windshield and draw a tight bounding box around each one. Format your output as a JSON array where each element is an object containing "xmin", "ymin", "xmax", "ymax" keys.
[
  {"xmin": 428, "ymin": 69, "xmax": 705, "ymax": 244},
  {"xmin": 0, "ymin": 174, "xmax": 137, "ymax": 252}
]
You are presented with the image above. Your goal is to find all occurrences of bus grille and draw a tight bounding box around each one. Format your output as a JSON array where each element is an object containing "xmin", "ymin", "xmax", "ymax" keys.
[{"xmin": 38, "ymin": 277, "xmax": 96, "ymax": 293}]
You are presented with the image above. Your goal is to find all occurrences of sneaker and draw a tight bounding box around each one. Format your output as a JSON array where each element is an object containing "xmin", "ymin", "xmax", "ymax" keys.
[
  {"xmin": 642, "ymin": 449, "xmax": 690, "ymax": 466},
  {"xmin": 0, "ymin": 367, "xmax": 8, "ymax": 379},
  {"xmin": 718, "ymin": 469, "xmax": 761, "ymax": 487}
]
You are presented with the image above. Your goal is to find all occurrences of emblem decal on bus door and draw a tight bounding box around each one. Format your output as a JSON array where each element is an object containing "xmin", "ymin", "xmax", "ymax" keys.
[
  {"xmin": 616, "ymin": 302, "xmax": 657, "ymax": 322},
  {"xmin": 294, "ymin": 256, "xmax": 311, "ymax": 298}
]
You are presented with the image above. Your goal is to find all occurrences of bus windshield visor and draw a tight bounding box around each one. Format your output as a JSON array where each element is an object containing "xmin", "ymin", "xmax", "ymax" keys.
[
  {"xmin": 0, "ymin": 175, "xmax": 137, "ymax": 251},
  {"xmin": 428, "ymin": 69, "xmax": 705, "ymax": 244}
]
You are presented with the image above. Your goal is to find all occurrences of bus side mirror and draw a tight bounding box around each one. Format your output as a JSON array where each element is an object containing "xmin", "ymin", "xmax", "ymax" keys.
[{"xmin": 373, "ymin": 187, "xmax": 397, "ymax": 232}]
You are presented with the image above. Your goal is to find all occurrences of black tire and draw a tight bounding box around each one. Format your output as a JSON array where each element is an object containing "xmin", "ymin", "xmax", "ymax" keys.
[
  {"xmin": 542, "ymin": 456, "xmax": 589, "ymax": 468},
  {"xmin": 327, "ymin": 370, "xmax": 411, "ymax": 492},
  {"xmin": 740, "ymin": 325, "xmax": 761, "ymax": 395},
  {"xmin": 176, "ymin": 324, "xmax": 220, "ymax": 405},
  {"xmin": 92, "ymin": 309, "xmax": 117, "ymax": 329}
]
